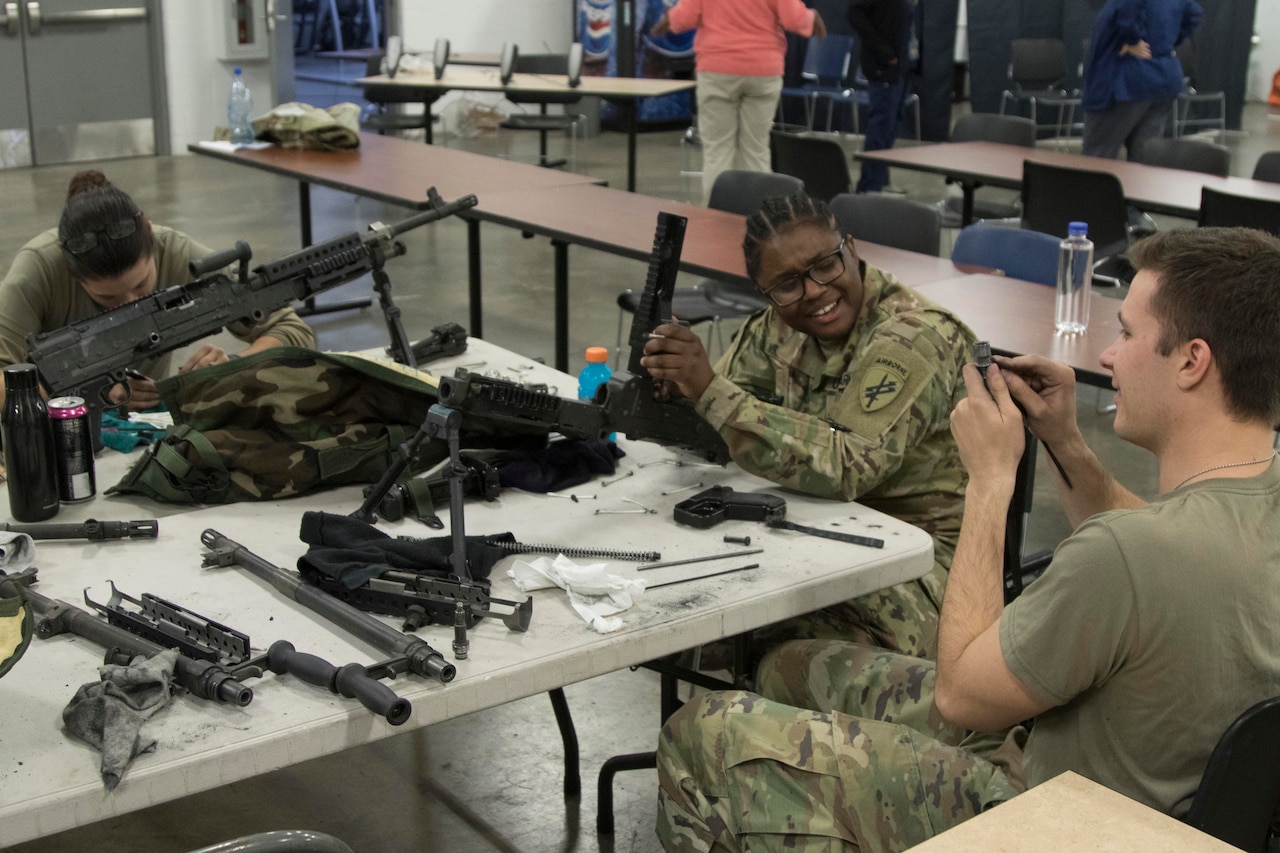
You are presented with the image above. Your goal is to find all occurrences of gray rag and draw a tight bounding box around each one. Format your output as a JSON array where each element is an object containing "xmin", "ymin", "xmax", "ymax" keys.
[
  {"xmin": 62, "ymin": 647, "xmax": 179, "ymax": 789},
  {"xmin": 0, "ymin": 531, "xmax": 35, "ymax": 571}
]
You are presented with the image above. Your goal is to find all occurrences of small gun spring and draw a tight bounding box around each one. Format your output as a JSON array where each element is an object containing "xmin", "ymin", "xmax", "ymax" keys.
[{"xmin": 494, "ymin": 540, "xmax": 661, "ymax": 563}]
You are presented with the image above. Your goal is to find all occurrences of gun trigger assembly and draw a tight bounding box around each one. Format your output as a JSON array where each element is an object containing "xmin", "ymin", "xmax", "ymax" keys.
[{"xmin": 672, "ymin": 485, "xmax": 787, "ymax": 529}]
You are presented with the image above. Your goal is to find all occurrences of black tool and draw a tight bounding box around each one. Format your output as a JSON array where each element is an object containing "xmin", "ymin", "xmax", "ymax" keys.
[
  {"xmin": 672, "ymin": 486, "xmax": 786, "ymax": 529},
  {"xmin": 766, "ymin": 520, "xmax": 884, "ymax": 549},
  {"xmin": 645, "ymin": 564, "xmax": 760, "ymax": 590},
  {"xmin": 973, "ymin": 340, "xmax": 1072, "ymax": 488}
]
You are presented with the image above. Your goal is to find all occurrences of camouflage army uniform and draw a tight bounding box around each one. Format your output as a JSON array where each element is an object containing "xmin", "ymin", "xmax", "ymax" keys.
[
  {"xmin": 657, "ymin": 641, "xmax": 1026, "ymax": 852},
  {"xmin": 695, "ymin": 263, "xmax": 975, "ymax": 657}
]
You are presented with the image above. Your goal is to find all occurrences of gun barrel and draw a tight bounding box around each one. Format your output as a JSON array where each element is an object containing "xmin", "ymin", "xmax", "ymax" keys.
[
  {"xmin": 386, "ymin": 193, "xmax": 478, "ymax": 239},
  {"xmin": 5, "ymin": 579, "xmax": 253, "ymax": 706},
  {"xmin": 1, "ymin": 519, "xmax": 159, "ymax": 541},
  {"xmin": 201, "ymin": 530, "xmax": 455, "ymax": 684}
]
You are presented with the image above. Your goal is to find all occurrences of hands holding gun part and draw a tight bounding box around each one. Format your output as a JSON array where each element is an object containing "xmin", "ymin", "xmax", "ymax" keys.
[{"xmin": 957, "ymin": 342, "xmax": 1076, "ymax": 492}]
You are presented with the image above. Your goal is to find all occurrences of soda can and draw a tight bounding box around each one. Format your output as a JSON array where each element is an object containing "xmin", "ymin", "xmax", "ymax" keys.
[{"xmin": 47, "ymin": 396, "xmax": 96, "ymax": 502}]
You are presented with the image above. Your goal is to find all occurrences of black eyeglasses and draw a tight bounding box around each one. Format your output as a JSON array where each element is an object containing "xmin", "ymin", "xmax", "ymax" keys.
[
  {"xmin": 759, "ymin": 236, "xmax": 848, "ymax": 307},
  {"xmin": 61, "ymin": 214, "xmax": 142, "ymax": 255}
]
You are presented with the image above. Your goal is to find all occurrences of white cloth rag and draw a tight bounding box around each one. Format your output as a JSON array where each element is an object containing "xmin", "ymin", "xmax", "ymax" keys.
[
  {"xmin": 508, "ymin": 555, "xmax": 646, "ymax": 633},
  {"xmin": 0, "ymin": 531, "xmax": 35, "ymax": 571}
]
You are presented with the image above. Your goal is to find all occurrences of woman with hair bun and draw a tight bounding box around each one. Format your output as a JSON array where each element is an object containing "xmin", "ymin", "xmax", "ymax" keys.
[{"xmin": 0, "ymin": 170, "xmax": 315, "ymax": 409}]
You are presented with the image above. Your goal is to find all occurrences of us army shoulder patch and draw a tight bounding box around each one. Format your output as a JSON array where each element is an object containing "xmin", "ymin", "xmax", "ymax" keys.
[{"xmin": 861, "ymin": 356, "xmax": 909, "ymax": 412}]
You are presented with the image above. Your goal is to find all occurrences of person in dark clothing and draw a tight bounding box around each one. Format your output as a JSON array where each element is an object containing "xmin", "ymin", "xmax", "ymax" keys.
[{"xmin": 847, "ymin": 0, "xmax": 912, "ymax": 193}]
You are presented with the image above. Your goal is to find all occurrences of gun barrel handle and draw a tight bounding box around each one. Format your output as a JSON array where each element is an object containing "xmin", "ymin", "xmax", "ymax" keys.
[
  {"xmin": 267, "ymin": 641, "xmax": 411, "ymax": 726},
  {"xmin": 335, "ymin": 662, "xmax": 412, "ymax": 726}
]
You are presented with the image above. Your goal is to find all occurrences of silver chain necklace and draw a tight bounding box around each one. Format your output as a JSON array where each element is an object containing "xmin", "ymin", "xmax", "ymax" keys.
[{"xmin": 1172, "ymin": 452, "xmax": 1277, "ymax": 491}]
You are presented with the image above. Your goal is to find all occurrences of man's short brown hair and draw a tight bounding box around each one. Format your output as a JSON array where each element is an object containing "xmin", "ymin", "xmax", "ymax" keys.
[{"xmin": 1128, "ymin": 227, "xmax": 1280, "ymax": 425}]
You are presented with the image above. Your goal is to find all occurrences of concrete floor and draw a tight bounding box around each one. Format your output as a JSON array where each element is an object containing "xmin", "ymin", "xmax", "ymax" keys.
[{"xmin": 3, "ymin": 65, "xmax": 1279, "ymax": 850}]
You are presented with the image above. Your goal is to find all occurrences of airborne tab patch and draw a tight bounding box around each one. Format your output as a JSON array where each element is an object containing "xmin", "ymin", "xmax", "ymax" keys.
[{"xmin": 861, "ymin": 358, "xmax": 909, "ymax": 412}]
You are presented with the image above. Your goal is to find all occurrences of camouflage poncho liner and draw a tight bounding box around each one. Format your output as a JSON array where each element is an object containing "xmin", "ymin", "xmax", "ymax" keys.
[{"xmin": 109, "ymin": 347, "xmax": 537, "ymax": 504}]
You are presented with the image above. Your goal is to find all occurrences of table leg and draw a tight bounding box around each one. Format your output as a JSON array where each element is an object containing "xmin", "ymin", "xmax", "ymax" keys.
[
  {"xmin": 961, "ymin": 182, "xmax": 977, "ymax": 227},
  {"xmin": 554, "ymin": 239, "xmax": 569, "ymax": 372},
  {"xmin": 624, "ymin": 100, "xmax": 638, "ymax": 193},
  {"xmin": 467, "ymin": 218, "xmax": 483, "ymax": 338},
  {"xmin": 295, "ymin": 182, "xmax": 375, "ymax": 317}
]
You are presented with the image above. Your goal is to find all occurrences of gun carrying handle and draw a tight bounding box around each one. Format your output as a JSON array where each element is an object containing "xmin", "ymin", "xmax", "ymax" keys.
[
  {"xmin": 189, "ymin": 242, "xmax": 251, "ymax": 280},
  {"xmin": 267, "ymin": 640, "xmax": 411, "ymax": 726}
]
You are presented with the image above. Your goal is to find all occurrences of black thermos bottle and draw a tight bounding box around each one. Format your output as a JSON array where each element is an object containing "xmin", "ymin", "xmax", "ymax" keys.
[{"xmin": 2, "ymin": 363, "xmax": 60, "ymax": 522}]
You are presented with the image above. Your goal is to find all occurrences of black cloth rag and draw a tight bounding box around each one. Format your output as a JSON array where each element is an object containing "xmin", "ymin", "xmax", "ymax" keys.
[
  {"xmin": 297, "ymin": 511, "xmax": 512, "ymax": 589},
  {"xmin": 497, "ymin": 438, "xmax": 624, "ymax": 493},
  {"xmin": 62, "ymin": 647, "xmax": 178, "ymax": 790}
]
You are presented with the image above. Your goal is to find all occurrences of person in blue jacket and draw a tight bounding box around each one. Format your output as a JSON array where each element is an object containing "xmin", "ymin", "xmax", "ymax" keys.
[{"xmin": 1081, "ymin": 0, "xmax": 1202, "ymax": 161}]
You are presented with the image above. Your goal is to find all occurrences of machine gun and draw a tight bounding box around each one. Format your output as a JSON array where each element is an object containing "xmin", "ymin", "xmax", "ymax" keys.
[
  {"xmin": 27, "ymin": 188, "xmax": 478, "ymax": 446},
  {"xmin": 436, "ymin": 212, "xmax": 730, "ymax": 464}
]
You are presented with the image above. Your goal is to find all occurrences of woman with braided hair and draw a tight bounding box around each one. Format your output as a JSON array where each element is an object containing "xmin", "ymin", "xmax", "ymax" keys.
[
  {"xmin": 641, "ymin": 191, "xmax": 975, "ymax": 658},
  {"xmin": 0, "ymin": 170, "xmax": 314, "ymax": 410}
]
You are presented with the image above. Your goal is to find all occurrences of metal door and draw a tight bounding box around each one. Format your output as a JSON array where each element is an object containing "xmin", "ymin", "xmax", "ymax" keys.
[{"xmin": 0, "ymin": 0, "xmax": 167, "ymax": 168}]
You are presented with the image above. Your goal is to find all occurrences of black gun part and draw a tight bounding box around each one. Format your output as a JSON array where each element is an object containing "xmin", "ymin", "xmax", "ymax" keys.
[
  {"xmin": 0, "ymin": 519, "xmax": 158, "ymax": 541},
  {"xmin": 435, "ymin": 212, "xmax": 730, "ymax": 464},
  {"xmin": 672, "ymin": 486, "xmax": 787, "ymax": 529},
  {"xmin": 765, "ymin": 519, "xmax": 884, "ymax": 549},
  {"xmin": 1, "ymin": 569, "xmax": 253, "ymax": 707},
  {"xmin": 201, "ymin": 530, "xmax": 456, "ymax": 685},
  {"xmin": 81, "ymin": 580, "xmax": 410, "ymax": 725}
]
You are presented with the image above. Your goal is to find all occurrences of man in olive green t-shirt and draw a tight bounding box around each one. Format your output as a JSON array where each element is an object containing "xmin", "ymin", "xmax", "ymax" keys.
[{"xmin": 654, "ymin": 227, "xmax": 1280, "ymax": 851}]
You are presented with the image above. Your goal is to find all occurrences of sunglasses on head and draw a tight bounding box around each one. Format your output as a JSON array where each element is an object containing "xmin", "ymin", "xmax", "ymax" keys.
[{"xmin": 61, "ymin": 214, "xmax": 142, "ymax": 255}]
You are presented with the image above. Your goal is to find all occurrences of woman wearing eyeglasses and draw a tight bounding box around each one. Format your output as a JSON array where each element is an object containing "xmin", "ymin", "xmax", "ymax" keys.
[
  {"xmin": 641, "ymin": 191, "xmax": 975, "ymax": 659},
  {"xmin": 0, "ymin": 170, "xmax": 315, "ymax": 410}
]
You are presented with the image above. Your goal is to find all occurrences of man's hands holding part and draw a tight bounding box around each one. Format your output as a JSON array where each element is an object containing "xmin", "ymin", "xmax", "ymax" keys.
[
  {"xmin": 180, "ymin": 344, "xmax": 232, "ymax": 374},
  {"xmin": 995, "ymin": 355, "xmax": 1082, "ymax": 453},
  {"xmin": 950, "ymin": 362, "xmax": 1025, "ymax": 495},
  {"xmin": 107, "ymin": 373, "xmax": 161, "ymax": 412},
  {"xmin": 640, "ymin": 319, "xmax": 714, "ymax": 402}
]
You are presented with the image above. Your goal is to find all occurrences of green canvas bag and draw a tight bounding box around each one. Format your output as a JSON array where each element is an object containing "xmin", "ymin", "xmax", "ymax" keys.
[{"xmin": 109, "ymin": 347, "xmax": 460, "ymax": 504}]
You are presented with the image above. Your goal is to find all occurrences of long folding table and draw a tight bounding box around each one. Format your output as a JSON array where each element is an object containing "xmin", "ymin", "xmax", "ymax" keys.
[
  {"xmin": 356, "ymin": 67, "xmax": 697, "ymax": 192},
  {"xmin": 856, "ymin": 141, "xmax": 1280, "ymax": 226},
  {"xmin": 0, "ymin": 339, "xmax": 933, "ymax": 847}
]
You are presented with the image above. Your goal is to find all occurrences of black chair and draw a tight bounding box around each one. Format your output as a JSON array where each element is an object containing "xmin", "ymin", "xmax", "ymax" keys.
[
  {"xmin": 359, "ymin": 55, "xmax": 436, "ymax": 142},
  {"xmin": 941, "ymin": 113, "xmax": 1037, "ymax": 225},
  {"xmin": 500, "ymin": 53, "xmax": 585, "ymax": 169},
  {"xmin": 999, "ymin": 38, "xmax": 1071, "ymax": 140},
  {"xmin": 1138, "ymin": 137, "xmax": 1231, "ymax": 177},
  {"xmin": 1252, "ymin": 151, "xmax": 1280, "ymax": 183},
  {"xmin": 951, "ymin": 222, "xmax": 1060, "ymax": 286},
  {"xmin": 829, "ymin": 193, "xmax": 941, "ymax": 256},
  {"xmin": 1021, "ymin": 159, "xmax": 1132, "ymax": 283},
  {"xmin": 770, "ymin": 130, "xmax": 852, "ymax": 203},
  {"xmin": 613, "ymin": 170, "xmax": 804, "ymax": 366},
  {"xmin": 1174, "ymin": 40, "xmax": 1226, "ymax": 141},
  {"xmin": 1198, "ymin": 186, "xmax": 1280, "ymax": 236},
  {"xmin": 776, "ymin": 35, "xmax": 854, "ymax": 130},
  {"xmin": 1183, "ymin": 694, "xmax": 1280, "ymax": 852}
]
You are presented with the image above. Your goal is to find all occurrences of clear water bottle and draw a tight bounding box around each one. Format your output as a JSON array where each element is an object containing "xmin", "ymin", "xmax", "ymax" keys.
[
  {"xmin": 2, "ymin": 364, "xmax": 60, "ymax": 522},
  {"xmin": 1055, "ymin": 221, "xmax": 1093, "ymax": 335},
  {"xmin": 227, "ymin": 67, "xmax": 256, "ymax": 145},
  {"xmin": 578, "ymin": 346, "xmax": 612, "ymax": 401}
]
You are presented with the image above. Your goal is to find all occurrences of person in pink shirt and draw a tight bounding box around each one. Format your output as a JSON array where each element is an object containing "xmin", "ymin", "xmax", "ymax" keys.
[{"xmin": 653, "ymin": 0, "xmax": 826, "ymax": 202}]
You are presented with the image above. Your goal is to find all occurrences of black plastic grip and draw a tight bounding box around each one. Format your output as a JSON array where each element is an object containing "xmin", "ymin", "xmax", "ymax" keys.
[
  {"xmin": 334, "ymin": 663, "xmax": 412, "ymax": 726},
  {"xmin": 189, "ymin": 241, "xmax": 251, "ymax": 278},
  {"xmin": 267, "ymin": 640, "xmax": 411, "ymax": 725}
]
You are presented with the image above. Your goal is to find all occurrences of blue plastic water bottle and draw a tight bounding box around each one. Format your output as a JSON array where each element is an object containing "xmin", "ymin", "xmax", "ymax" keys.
[{"xmin": 578, "ymin": 346, "xmax": 612, "ymax": 401}]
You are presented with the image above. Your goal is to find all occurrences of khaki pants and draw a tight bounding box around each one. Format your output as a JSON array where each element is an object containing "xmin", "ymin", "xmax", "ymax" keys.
[{"xmin": 696, "ymin": 72, "xmax": 783, "ymax": 203}]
